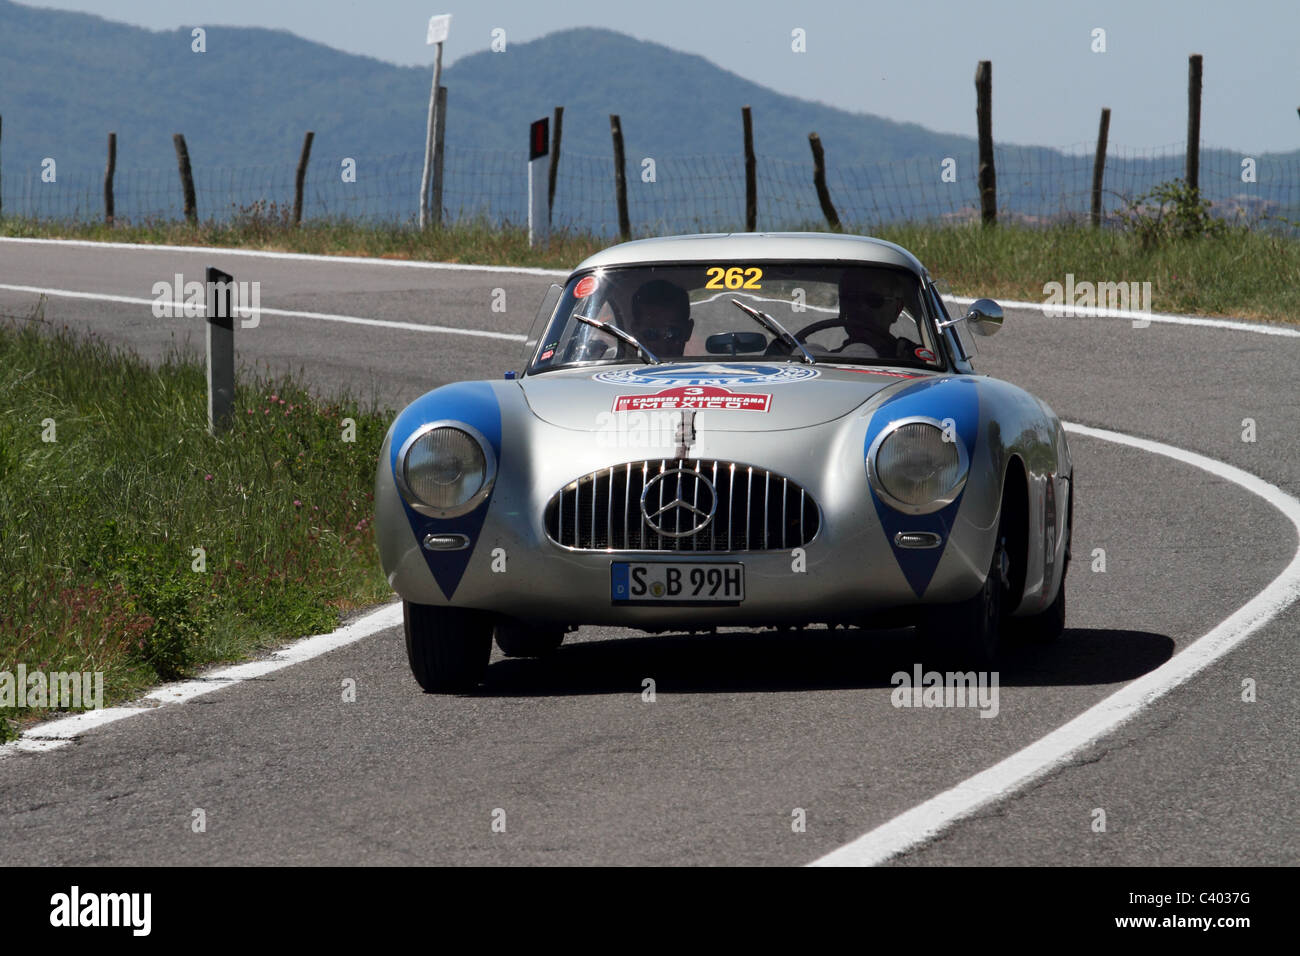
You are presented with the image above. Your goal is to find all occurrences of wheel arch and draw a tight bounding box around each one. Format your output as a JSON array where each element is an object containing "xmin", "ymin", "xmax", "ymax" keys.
[{"xmin": 999, "ymin": 454, "xmax": 1031, "ymax": 613}]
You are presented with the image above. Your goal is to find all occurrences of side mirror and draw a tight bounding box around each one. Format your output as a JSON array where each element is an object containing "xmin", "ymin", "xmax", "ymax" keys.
[
  {"xmin": 965, "ymin": 298, "xmax": 1003, "ymax": 336},
  {"xmin": 706, "ymin": 331, "xmax": 768, "ymax": 354}
]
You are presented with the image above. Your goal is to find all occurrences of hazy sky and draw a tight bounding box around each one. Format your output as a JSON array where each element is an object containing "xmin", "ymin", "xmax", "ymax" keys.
[{"xmin": 23, "ymin": 0, "xmax": 1300, "ymax": 153}]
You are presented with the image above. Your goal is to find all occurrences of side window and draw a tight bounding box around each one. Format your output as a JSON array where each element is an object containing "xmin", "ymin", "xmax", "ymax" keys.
[
  {"xmin": 521, "ymin": 284, "xmax": 564, "ymax": 374},
  {"xmin": 930, "ymin": 279, "xmax": 972, "ymax": 363}
]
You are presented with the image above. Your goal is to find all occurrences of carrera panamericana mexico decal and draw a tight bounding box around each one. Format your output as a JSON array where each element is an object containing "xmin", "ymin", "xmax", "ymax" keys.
[{"xmin": 612, "ymin": 385, "xmax": 772, "ymax": 412}]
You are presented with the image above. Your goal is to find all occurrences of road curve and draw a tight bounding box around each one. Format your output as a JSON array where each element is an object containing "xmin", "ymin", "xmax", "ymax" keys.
[{"xmin": 0, "ymin": 238, "xmax": 1295, "ymax": 865}]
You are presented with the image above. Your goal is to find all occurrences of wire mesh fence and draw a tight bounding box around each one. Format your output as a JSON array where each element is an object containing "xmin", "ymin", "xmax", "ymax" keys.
[{"xmin": 3, "ymin": 141, "xmax": 1297, "ymax": 235}]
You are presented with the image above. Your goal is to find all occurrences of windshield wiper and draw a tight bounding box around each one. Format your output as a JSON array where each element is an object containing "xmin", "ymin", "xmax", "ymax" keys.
[
  {"xmin": 729, "ymin": 299, "xmax": 815, "ymax": 364},
  {"xmin": 573, "ymin": 313, "xmax": 660, "ymax": 365}
]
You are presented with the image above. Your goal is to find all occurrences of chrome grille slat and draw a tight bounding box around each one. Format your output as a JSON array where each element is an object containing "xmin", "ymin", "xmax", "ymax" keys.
[
  {"xmin": 763, "ymin": 471, "xmax": 770, "ymax": 550},
  {"xmin": 790, "ymin": 489, "xmax": 800, "ymax": 548},
  {"xmin": 624, "ymin": 462, "xmax": 631, "ymax": 551},
  {"xmin": 727, "ymin": 463, "xmax": 735, "ymax": 551},
  {"xmin": 545, "ymin": 459, "xmax": 819, "ymax": 552},
  {"xmin": 782, "ymin": 477, "xmax": 788, "ymax": 550},
  {"xmin": 746, "ymin": 467, "xmax": 753, "ymax": 551}
]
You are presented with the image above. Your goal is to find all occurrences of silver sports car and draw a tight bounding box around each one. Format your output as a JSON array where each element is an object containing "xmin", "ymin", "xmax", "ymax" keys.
[{"xmin": 376, "ymin": 233, "xmax": 1072, "ymax": 691}]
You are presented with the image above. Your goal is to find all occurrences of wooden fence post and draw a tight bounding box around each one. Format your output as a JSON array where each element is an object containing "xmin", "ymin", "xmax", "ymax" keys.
[
  {"xmin": 431, "ymin": 86, "xmax": 446, "ymax": 227},
  {"xmin": 742, "ymin": 106, "xmax": 756, "ymax": 231},
  {"xmin": 173, "ymin": 133, "xmax": 197, "ymax": 224},
  {"xmin": 808, "ymin": 133, "xmax": 840, "ymax": 230},
  {"xmin": 548, "ymin": 105, "xmax": 563, "ymax": 225},
  {"xmin": 418, "ymin": 36, "xmax": 445, "ymax": 229},
  {"xmin": 104, "ymin": 132, "xmax": 116, "ymax": 226},
  {"xmin": 1187, "ymin": 53, "xmax": 1202, "ymax": 198},
  {"xmin": 1, "ymin": 114, "xmax": 5, "ymax": 219},
  {"xmin": 293, "ymin": 131, "xmax": 314, "ymax": 226},
  {"xmin": 610, "ymin": 114, "xmax": 630, "ymax": 241},
  {"xmin": 1090, "ymin": 108, "xmax": 1110, "ymax": 228},
  {"xmin": 975, "ymin": 60, "xmax": 996, "ymax": 225}
]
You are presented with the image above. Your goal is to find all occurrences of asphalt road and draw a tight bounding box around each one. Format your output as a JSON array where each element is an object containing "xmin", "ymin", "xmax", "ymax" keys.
[{"xmin": 0, "ymin": 238, "xmax": 1296, "ymax": 865}]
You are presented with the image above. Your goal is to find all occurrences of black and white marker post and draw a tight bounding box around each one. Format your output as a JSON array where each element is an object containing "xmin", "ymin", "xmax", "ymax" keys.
[
  {"xmin": 205, "ymin": 267, "xmax": 235, "ymax": 436},
  {"xmin": 528, "ymin": 117, "xmax": 549, "ymax": 247}
]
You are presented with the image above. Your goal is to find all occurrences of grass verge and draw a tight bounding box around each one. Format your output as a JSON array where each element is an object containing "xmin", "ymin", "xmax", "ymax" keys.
[
  {"xmin": 0, "ymin": 305, "xmax": 393, "ymax": 741},
  {"xmin": 2, "ymin": 215, "xmax": 1297, "ymax": 323}
]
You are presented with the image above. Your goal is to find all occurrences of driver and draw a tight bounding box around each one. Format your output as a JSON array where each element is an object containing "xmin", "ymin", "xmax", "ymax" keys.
[
  {"xmin": 831, "ymin": 269, "xmax": 920, "ymax": 359},
  {"xmin": 628, "ymin": 279, "xmax": 693, "ymax": 359}
]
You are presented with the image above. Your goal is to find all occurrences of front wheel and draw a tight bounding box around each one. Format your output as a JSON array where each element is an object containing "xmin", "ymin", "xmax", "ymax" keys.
[
  {"xmin": 1007, "ymin": 483, "xmax": 1070, "ymax": 644},
  {"xmin": 1009, "ymin": 576, "xmax": 1066, "ymax": 643},
  {"xmin": 403, "ymin": 602, "xmax": 493, "ymax": 693},
  {"xmin": 920, "ymin": 533, "xmax": 1008, "ymax": 667}
]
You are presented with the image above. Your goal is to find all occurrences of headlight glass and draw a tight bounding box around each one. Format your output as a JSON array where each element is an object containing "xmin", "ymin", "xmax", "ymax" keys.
[
  {"xmin": 874, "ymin": 422, "xmax": 963, "ymax": 506},
  {"xmin": 403, "ymin": 427, "xmax": 487, "ymax": 511}
]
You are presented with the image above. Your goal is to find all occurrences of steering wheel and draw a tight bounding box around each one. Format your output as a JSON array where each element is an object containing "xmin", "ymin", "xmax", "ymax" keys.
[{"xmin": 763, "ymin": 317, "xmax": 855, "ymax": 356}]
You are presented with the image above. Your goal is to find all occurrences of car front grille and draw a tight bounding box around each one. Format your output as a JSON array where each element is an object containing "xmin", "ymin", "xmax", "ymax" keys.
[{"xmin": 544, "ymin": 459, "xmax": 820, "ymax": 552}]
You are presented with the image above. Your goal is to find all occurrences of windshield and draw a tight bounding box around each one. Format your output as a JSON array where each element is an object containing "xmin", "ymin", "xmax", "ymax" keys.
[{"xmin": 526, "ymin": 262, "xmax": 944, "ymax": 374}]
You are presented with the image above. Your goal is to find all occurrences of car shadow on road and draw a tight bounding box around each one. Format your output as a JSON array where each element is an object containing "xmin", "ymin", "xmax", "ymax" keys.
[{"xmin": 473, "ymin": 626, "xmax": 1175, "ymax": 696}]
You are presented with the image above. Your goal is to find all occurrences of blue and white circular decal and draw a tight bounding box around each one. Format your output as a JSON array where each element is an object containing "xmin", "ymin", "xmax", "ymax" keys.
[{"xmin": 593, "ymin": 363, "xmax": 820, "ymax": 387}]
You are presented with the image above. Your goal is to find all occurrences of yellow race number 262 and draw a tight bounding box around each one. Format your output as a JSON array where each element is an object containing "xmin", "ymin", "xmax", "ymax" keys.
[{"xmin": 704, "ymin": 266, "xmax": 763, "ymax": 290}]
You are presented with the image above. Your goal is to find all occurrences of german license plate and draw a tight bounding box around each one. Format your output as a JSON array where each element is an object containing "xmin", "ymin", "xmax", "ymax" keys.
[{"xmin": 611, "ymin": 562, "xmax": 744, "ymax": 605}]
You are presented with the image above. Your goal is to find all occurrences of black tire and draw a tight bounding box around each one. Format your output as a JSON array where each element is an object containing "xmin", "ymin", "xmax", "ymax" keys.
[
  {"xmin": 921, "ymin": 530, "xmax": 1008, "ymax": 667},
  {"xmin": 1009, "ymin": 575, "xmax": 1066, "ymax": 643},
  {"xmin": 493, "ymin": 619, "xmax": 565, "ymax": 658},
  {"xmin": 403, "ymin": 602, "xmax": 493, "ymax": 693}
]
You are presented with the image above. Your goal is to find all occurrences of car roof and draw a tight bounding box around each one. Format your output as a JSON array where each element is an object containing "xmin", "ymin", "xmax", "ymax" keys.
[{"xmin": 571, "ymin": 232, "xmax": 929, "ymax": 277}]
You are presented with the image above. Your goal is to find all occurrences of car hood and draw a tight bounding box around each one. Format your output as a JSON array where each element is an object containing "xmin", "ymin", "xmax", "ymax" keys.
[{"xmin": 518, "ymin": 361, "xmax": 931, "ymax": 432}]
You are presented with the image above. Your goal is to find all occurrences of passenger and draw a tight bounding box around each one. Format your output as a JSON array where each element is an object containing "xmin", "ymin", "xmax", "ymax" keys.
[
  {"xmin": 628, "ymin": 279, "xmax": 693, "ymax": 358},
  {"xmin": 832, "ymin": 269, "xmax": 920, "ymax": 359}
]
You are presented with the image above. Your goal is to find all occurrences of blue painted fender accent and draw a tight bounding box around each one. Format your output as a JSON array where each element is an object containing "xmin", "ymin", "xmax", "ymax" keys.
[
  {"xmin": 864, "ymin": 378, "xmax": 981, "ymax": 597},
  {"xmin": 388, "ymin": 382, "xmax": 502, "ymax": 600}
]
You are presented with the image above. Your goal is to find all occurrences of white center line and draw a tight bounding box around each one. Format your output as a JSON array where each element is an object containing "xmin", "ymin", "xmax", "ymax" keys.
[{"xmin": 0, "ymin": 283, "xmax": 527, "ymax": 342}]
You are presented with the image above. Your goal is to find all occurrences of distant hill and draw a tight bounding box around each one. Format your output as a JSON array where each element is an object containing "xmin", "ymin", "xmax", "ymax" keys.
[
  {"xmin": 0, "ymin": 3, "xmax": 977, "ymax": 170},
  {"xmin": 1, "ymin": 0, "xmax": 1295, "ymax": 230}
]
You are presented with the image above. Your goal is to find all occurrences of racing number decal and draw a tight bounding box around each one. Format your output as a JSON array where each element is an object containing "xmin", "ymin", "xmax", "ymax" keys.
[{"xmin": 704, "ymin": 267, "xmax": 763, "ymax": 290}]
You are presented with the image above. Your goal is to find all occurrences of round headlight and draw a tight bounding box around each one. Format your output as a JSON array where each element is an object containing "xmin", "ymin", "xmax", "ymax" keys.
[
  {"xmin": 401, "ymin": 425, "xmax": 491, "ymax": 515},
  {"xmin": 871, "ymin": 421, "xmax": 966, "ymax": 511}
]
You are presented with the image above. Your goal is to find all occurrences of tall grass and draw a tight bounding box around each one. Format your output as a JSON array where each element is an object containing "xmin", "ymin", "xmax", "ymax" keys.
[{"xmin": 0, "ymin": 306, "xmax": 393, "ymax": 739}]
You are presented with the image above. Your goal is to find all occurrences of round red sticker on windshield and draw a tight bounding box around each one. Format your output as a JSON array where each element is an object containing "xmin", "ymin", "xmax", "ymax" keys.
[{"xmin": 574, "ymin": 276, "xmax": 597, "ymax": 298}]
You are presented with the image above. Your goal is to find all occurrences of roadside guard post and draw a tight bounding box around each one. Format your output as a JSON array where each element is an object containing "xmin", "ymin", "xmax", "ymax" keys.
[
  {"xmin": 206, "ymin": 266, "xmax": 235, "ymax": 436},
  {"xmin": 528, "ymin": 117, "xmax": 549, "ymax": 247}
]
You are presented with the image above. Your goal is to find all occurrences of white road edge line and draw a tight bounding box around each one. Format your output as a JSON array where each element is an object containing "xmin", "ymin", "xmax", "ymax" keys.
[
  {"xmin": 0, "ymin": 235, "xmax": 570, "ymax": 277},
  {"xmin": 942, "ymin": 295, "xmax": 1300, "ymax": 339},
  {"xmin": 810, "ymin": 421, "xmax": 1300, "ymax": 866},
  {"xmin": 0, "ymin": 602, "xmax": 402, "ymax": 760},
  {"xmin": 2, "ymin": 235, "xmax": 1294, "ymax": 337},
  {"xmin": 0, "ymin": 283, "xmax": 527, "ymax": 342}
]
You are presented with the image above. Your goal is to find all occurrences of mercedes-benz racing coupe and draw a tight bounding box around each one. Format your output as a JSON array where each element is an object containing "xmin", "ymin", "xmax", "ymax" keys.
[{"xmin": 376, "ymin": 233, "xmax": 1072, "ymax": 691}]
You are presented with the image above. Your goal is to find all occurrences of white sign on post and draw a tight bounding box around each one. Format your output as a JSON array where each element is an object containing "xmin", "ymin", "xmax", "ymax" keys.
[
  {"xmin": 427, "ymin": 14, "xmax": 451, "ymax": 45},
  {"xmin": 419, "ymin": 14, "xmax": 451, "ymax": 228}
]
